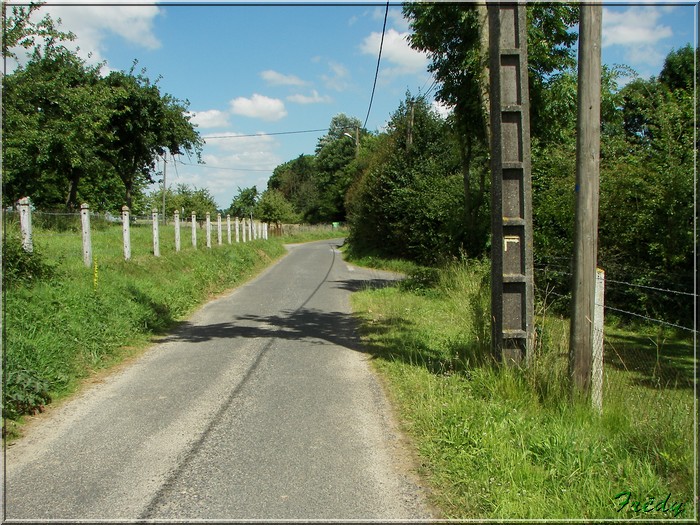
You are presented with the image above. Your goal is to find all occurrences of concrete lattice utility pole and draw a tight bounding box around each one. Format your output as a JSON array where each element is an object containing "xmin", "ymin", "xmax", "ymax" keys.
[{"xmin": 487, "ymin": 2, "xmax": 535, "ymax": 366}]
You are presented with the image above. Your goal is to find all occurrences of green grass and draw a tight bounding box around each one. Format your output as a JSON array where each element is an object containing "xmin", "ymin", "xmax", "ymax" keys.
[
  {"xmin": 2, "ymin": 221, "xmax": 344, "ymax": 438},
  {"xmin": 350, "ymin": 257, "xmax": 696, "ymax": 520}
]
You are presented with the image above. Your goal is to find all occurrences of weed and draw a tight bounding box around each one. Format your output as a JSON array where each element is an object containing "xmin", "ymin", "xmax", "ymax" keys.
[{"xmin": 351, "ymin": 255, "xmax": 696, "ymax": 519}]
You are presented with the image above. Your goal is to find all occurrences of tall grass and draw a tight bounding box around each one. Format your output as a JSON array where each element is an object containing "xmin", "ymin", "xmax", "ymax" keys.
[{"xmin": 351, "ymin": 258, "xmax": 696, "ymax": 519}]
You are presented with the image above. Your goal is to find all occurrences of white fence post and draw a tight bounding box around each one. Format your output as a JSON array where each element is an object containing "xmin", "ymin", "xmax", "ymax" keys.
[
  {"xmin": 152, "ymin": 208, "xmax": 160, "ymax": 257},
  {"xmin": 592, "ymin": 268, "xmax": 605, "ymax": 414},
  {"xmin": 122, "ymin": 206, "xmax": 131, "ymax": 260},
  {"xmin": 80, "ymin": 203, "xmax": 92, "ymax": 267},
  {"xmin": 174, "ymin": 210, "xmax": 181, "ymax": 252},
  {"xmin": 18, "ymin": 197, "xmax": 33, "ymax": 253},
  {"xmin": 206, "ymin": 212, "xmax": 212, "ymax": 248},
  {"xmin": 191, "ymin": 212, "xmax": 197, "ymax": 248},
  {"xmin": 264, "ymin": 222, "xmax": 268, "ymax": 240},
  {"xmin": 217, "ymin": 213, "xmax": 222, "ymax": 245},
  {"xmin": 235, "ymin": 217, "xmax": 240, "ymax": 243},
  {"xmin": 227, "ymin": 214, "xmax": 232, "ymax": 244},
  {"xmin": 249, "ymin": 218, "xmax": 253, "ymax": 240},
  {"xmin": 242, "ymin": 218, "xmax": 247, "ymax": 242}
]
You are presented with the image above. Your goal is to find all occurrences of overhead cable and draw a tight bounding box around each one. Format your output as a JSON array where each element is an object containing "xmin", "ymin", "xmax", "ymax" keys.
[{"xmin": 363, "ymin": 1, "xmax": 389, "ymax": 129}]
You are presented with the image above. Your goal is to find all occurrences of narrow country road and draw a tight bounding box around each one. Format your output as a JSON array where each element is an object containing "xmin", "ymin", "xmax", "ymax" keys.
[{"xmin": 4, "ymin": 239, "xmax": 436, "ymax": 521}]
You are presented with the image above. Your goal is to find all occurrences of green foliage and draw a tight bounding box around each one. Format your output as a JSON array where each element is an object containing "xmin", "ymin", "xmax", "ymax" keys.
[
  {"xmin": 2, "ymin": 46, "xmax": 117, "ymax": 210},
  {"xmin": 255, "ymin": 189, "xmax": 299, "ymax": 224},
  {"xmin": 347, "ymin": 94, "xmax": 466, "ymax": 264},
  {"xmin": 147, "ymin": 183, "xmax": 218, "ymax": 218},
  {"xmin": 1, "ymin": 2, "xmax": 75, "ymax": 61},
  {"xmin": 351, "ymin": 260, "xmax": 695, "ymax": 519},
  {"xmin": 226, "ymin": 186, "xmax": 259, "ymax": 218},
  {"xmin": 2, "ymin": 5, "xmax": 203, "ymax": 213},
  {"xmin": 2, "ymin": 232, "xmax": 54, "ymax": 285},
  {"xmin": 268, "ymin": 154, "xmax": 320, "ymax": 221},
  {"xmin": 3, "ymin": 369, "xmax": 52, "ymax": 420},
  {"xmin": 99, "ymin": 67, "xmax": 203, "ymax": 209}
]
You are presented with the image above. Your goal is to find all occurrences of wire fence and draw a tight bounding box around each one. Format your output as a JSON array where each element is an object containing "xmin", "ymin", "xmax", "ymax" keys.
[{"xmin": 534, "ymin": 262, "xmax": 696, "ymax": 334}]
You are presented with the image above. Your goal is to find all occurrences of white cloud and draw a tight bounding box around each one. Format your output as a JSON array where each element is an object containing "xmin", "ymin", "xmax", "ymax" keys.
[
  {"xmin": 173, "ymin": 132, "xmax": 281, "ymax": 207},
  {"xmin": 602, "ymin": 6, "xmax": 675, "ymax": 72},
  {"xmin": 230, "ymin": 94, "xmax": 288, "ymax": 121},
  {"xmin": 360, "ymin": 28, "xmax": 428, "ymax": 76},
  {"xmin": 37, "ymin": 1, "xmax": 162, "ymax": 66},
  {"xmin": 287, "ymin": 90, "xmax": 333, "ymax": 105},
  {"xmin": 260, "ymin": 70, "xmax": 308, "ymax": 87},
  {"xmin": 189, "ymin": 109, "xmax": 230, "ymax": 129},
  {"xmin": 322, "ymin": 61, "xmax": 351, "ymax": 91},
  {"xmin": 431, "ymin": 100, "xmax": 452, "ymax": 119},
  {"xmin": 603, "ymin": 7, "xmax": 673, "ymax": 47}
]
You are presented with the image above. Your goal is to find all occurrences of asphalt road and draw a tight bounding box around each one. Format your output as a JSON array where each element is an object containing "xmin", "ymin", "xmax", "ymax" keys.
[{"xmin": 4, "ymin": 238, "xmax": 436, "ymax": 521}]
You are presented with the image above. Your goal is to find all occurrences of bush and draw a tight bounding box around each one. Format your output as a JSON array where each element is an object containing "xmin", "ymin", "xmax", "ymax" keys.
[
  {"xmin": 2, "ymin": 233, "xmax": 54, "ymax": 285},
  {"xmin": 3, "ymin": 369, "xmax": 52, "ymax": 420}
]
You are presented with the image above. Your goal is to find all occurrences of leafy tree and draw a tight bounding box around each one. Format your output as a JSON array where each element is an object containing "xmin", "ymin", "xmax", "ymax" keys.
[
  {"xmin": 268, "ymin": 154, "xmax": 320, "ymax": 221},
  {"xmin": 147, "ymin": 183, "xmax": 217, "ymax": 218},
  {"xmin": 312, "ymin": 114, "xmax": 367, "ymax": 222},
  {"xmin": 2, "ymin": 45, "xmax": 118, "ymax": 209},
  {"xmin": 403, "ymin": 2, "xmax": 579, "ymax": 256},
  {"xmin": 1, "ymin": 1, "xmax": 75, "ymax": 61},
  {"xmin": 98, "ymin": 66, "xmax": 203, "ymax": 210},
  {"xmin": 347, "ymin": 94, "xmax": 464, "ymax": 263},
  {"xmin": 227, "ymin": 186, "xmax": 259, "ymax": 219},
  {"xmin": 255, "ymin": 189, "xmax": 299, "ymax": 225}
]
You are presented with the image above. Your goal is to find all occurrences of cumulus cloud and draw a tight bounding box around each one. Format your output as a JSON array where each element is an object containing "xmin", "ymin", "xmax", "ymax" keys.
[
  {"xmin": 360, "ymin": 28, "xmax": 428, "ymax": 76},
  {"xmin": 230, "ymin": 94, "xmax": 288, "ymax": 121},
  {"xmin": 189, "ymin": 109, "xmax": 230, "ymax": 129},
  {"xmin": 322, "ymin": 61, "xmax": 351, "ymax": 92},
  {"xmin": 37, "ymin": 1, "xmax": 161, "ymax": 66},
  {"xmin": 602, "ymin": 6, "xmax": 673, "ymax": 69},
  {"xmin": 287, "ymin": 90, "xmax": 333, "ymax": 105},
  {"xmin": 260, "ymin": 70, "xmax": 308, "ymax": 87}
]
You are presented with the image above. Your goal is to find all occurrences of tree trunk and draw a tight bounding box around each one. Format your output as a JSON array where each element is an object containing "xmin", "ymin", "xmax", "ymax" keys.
[{"xmin": 476, "ymin": 2, "xmax": 491, "ymax": 147}]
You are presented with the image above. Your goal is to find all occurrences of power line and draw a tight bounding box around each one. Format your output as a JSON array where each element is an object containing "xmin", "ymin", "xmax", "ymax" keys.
[
  {"xmin": 175, "ymin": 160, "xmax": 272, "ymax": 172},
  {"xmin": 203, "ymin": 128, "xmax": 329, "ymax": 140},
  {"xmin": 363, "ymin": 1, "xmax": 389, "ymax": 129}
]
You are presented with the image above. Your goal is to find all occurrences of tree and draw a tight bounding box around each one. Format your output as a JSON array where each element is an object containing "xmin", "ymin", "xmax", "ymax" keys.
[
  {"xmin": 268, "ymin": 154, "xmax": 320, "ymax": 221},
  {"xmin": 313, "ymin": 114, "xmax": 366, "ymax": 222},
  {"xmin": 1, "ymin": 1, "xmax": 75, "ymax": 61},
  {"xmin": 98, "ymin": 66, "xmax": 203, "ymax": 209},
  {"xmin": 403, "ymin": 2, "xmax": 579, "ymax": 256},
  {"xmin": 346, "ymin": 94, "xmax": 464, "ymax": 263},
  {"xmin": 147, "ymin": 184, "xmax": 217, "ymax": 218},
  {"xmin": 255, "ymin": 190, "xmax": 299, "ymax": 225},
  {"xmin": 2, "ymin": 44, "xmax": 118, "ymax": 209},
  {"xmin": 227, "ymin": 186, "xmax": 259, "ymax": 219}
]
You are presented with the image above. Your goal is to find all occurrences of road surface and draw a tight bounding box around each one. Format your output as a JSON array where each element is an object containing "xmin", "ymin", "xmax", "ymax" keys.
[{"xmin": 4, "ymin": 238, "xmax": 436, "ymax": 521}]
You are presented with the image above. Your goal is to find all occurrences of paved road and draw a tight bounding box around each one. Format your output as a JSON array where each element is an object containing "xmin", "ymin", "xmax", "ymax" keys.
[{"xmin": 4, "ymin": 239, "xmax": 436, "ymax": 521}]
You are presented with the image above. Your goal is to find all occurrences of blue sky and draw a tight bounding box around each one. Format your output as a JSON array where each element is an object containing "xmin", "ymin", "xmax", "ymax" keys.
[{"xmin": 8, "ymin": 0, "xmax": 698, "ymax": 209}]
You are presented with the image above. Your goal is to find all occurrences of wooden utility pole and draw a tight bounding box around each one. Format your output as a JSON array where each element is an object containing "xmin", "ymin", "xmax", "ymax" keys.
[
  {"xmin": 488, "ymin": 2, "xmax": 535, "ymax": 365},
  {"xmin": 569, "ymin": 3, "xmax": 602, "ymax": 399}
]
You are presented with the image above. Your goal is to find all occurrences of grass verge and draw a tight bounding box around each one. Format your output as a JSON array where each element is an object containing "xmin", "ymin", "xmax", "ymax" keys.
[
  {"xmin": 350, "ymin": 256, "xmax": 696, "ymax": 520},
  {"xmin": 3, "ymin": 224, "xmax": 344, "ymax": 440}
]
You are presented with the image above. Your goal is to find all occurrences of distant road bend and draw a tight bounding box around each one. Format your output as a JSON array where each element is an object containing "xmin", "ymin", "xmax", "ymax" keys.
[{"xmin": 5, "ymin": 238, "xmax": 436, "ymax": 521}]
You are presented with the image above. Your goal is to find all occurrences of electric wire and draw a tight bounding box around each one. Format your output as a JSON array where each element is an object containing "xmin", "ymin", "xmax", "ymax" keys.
[
  {"xmin": 203, "ymin": 128, "xmax": 329, "ymax": 140},
  {"xmin": 363, "ymin": 1, "xmax": 389, "ymax": 129}
]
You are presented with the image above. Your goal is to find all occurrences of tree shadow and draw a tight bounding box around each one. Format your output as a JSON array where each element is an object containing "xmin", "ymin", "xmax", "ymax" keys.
[
  {"xmin": 604, "ymin": 330, "xmax": 695, "ymax": 389},
  {"xmin": 126, "ymin": 285, "xmax": 176, "ymax": 333},
  {"xmin": 156, "ymin": 306, "xmax": 408, "ymax": 355}
]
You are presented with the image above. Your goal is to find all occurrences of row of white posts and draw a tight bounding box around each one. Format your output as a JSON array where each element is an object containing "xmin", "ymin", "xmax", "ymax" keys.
[
  {"xmin": 16, "ymin": 198, "xmax": 268, "ymax": 266},
  {"xmin": 117, "ymin": 206, "xmax": 268, "ymax": 263}
]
